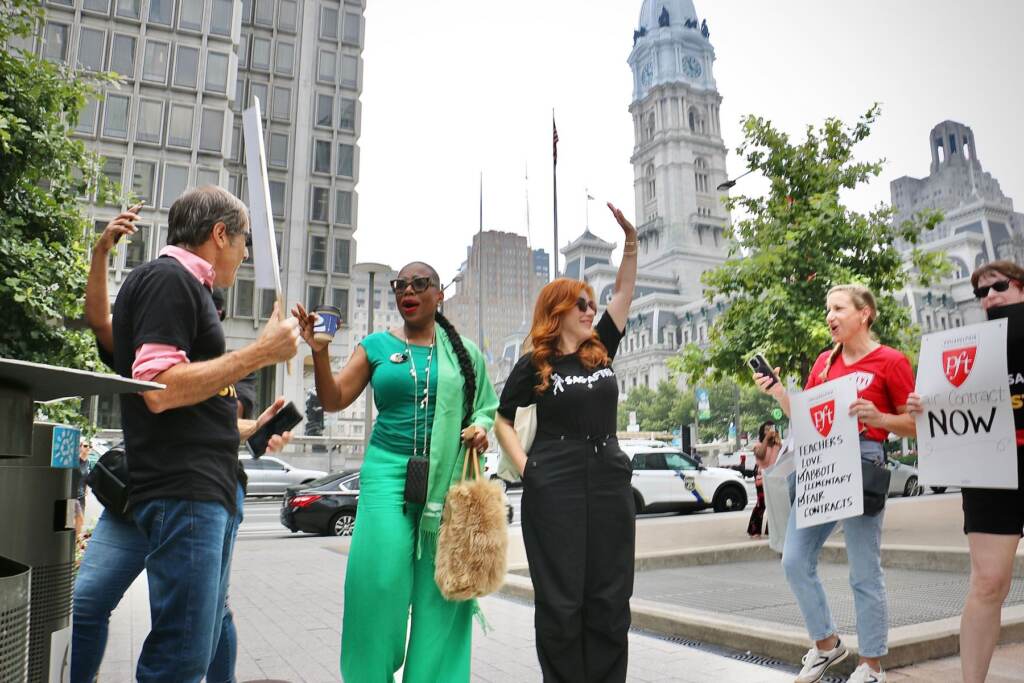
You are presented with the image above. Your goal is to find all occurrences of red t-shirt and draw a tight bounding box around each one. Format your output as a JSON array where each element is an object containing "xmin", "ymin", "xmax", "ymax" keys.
[{"xmin": 805, "ymin": 345, "xmax": 915, "ymax": 442}]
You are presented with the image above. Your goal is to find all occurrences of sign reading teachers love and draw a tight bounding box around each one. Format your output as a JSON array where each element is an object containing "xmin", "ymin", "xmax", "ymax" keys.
[
  {"xmin": 914, "ymin": 320, "xmax": 1017, "ymax": 489},
  {"xmin": 791, "ymin": 374, "xmax": 863, "ymax": 528}
]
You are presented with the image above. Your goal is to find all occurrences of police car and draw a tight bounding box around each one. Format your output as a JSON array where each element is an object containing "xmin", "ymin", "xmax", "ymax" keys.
[{"xmin": 618, "ymin": 439, "xmax": 748, "ymax": 514}]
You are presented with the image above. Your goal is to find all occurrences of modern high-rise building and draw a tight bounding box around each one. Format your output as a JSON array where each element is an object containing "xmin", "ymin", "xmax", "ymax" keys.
[{"xmin": 29, "ymin": 0, "xmax": 365, "ymax": 424}]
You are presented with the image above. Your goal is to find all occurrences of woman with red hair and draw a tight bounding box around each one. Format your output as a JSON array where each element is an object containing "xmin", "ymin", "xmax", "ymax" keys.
[{"xmin": 495, "ymin": 202, "xmax": 637, "ymax": 682}]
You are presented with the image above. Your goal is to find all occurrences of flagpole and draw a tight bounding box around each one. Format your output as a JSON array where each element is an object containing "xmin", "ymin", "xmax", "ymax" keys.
[
  {"xmin": 552, "ymin": 110, "xmax": 559, "ymax": 280},
  {"xmin": 478, "ymin": 171, "xmax": 484, "ymax": 351}
]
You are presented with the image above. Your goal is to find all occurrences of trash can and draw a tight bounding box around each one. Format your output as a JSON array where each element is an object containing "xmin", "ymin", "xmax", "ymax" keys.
[{"xmin": 0, "ymin": 555, "xmax": 31, "ymax": 682}]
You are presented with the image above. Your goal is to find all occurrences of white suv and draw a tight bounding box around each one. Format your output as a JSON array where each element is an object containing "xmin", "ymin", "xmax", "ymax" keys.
[{"xmin": 619, "ymin": 440, "xmax": 748, "ymax": 514}]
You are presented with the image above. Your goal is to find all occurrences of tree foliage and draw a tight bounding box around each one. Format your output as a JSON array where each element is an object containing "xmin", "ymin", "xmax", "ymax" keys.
[
  {"xmin": 676, "ymin": 106, "xmax": 947, "ymax": 387},
  {"xmin": 0, "ymin": 0, "xmax": 118, "ymax": 428}
]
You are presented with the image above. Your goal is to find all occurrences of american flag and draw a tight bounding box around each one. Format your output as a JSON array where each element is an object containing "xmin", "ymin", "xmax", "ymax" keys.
[{"xmin": 552, "ymin": 115, "xmax": 559, "ymax": 165}]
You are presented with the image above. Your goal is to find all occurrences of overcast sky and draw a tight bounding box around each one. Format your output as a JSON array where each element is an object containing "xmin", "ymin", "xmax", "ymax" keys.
[{"xmin": 355, "ymin": 0, "xmax": 1024, "ymax": 287}]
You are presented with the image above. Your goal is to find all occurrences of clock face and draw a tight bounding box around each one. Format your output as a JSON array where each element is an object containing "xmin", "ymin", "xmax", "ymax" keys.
[
  {"xmin": 681, "ymin": 55, "xmax": 702, "ymax": 79},
  {"xmin": 640, "ymin": 62, "xmax": 654, "ymax": 88}
]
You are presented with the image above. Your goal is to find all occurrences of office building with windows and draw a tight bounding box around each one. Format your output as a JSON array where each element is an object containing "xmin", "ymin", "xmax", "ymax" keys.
[{"xmin": 29, "ymin": 0, "xmax": 365, "ymax": 425}]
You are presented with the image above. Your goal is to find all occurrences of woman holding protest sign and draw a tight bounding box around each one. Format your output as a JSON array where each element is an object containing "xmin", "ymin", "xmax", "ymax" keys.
[
  {"xmin": 906, "ymin": 260, "xmax": 1024, "ymax": 683},
  {"xmin": 754, "ymin": 284, "xmax": 917, "ymax": 683}
]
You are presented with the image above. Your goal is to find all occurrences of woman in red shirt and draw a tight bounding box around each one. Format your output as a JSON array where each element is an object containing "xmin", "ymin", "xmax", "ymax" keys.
[{"xmin": 755, "ymin": 285, "xmax": 917, "ymax": 683}]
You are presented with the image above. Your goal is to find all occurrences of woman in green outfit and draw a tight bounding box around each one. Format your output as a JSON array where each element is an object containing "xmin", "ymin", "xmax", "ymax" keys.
[{"xmin": 293, "ymin": 261, "xmax": 498, "ymax": 682}]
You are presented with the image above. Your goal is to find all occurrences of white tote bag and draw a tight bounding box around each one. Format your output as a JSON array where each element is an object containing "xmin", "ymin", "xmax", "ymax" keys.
[
  {"xmin": 497, "ymin": 404, "xmax": 536, "ymax": 482},
  {"xmin": 763, "ymin": 438, "xmax": 795, "ymax": 554}
]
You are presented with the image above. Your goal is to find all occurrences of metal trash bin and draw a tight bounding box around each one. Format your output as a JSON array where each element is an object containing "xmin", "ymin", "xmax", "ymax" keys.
[{"xmin": 0, "ymin": 555, "xmax": 31, "ymax": 682}]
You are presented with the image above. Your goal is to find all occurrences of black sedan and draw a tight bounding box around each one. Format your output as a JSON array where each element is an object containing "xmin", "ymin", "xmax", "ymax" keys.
[{"xmin": 280, "ymin": 471, "xmax": 360, "ymax": 536}]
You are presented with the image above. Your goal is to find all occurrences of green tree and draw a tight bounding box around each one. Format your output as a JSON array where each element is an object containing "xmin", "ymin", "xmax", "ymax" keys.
[
  {"xmin": 1, "ymin": 0, "xmax": 118, "ymax": 428},
  {"xmin": 674, "ymin": 106, "xmax": 947, "ymax": 387}
]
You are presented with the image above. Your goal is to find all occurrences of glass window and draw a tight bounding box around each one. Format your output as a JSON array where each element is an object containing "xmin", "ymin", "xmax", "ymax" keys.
[
  {"xmin": 235, "ymin": 279, "xmax": 254, "ymax": 317},
  {"xmin": 331, "ymin": 288, "xmax": 349, "ymax": 322},
  {"xmin": 271, "ymin": 86, "xmax": 290, "ymax": 121},
  {"xmin": 83, "ymin": 0, "xmax": 111, "ymax": 13},
  {"xmin": 308, "ymin": 235, "xmax": 326, "ymax": 272},
  {"xmin": 115, "ymin": 0, "xmax": 142, "ymax": 20},
  {"xmin": 250, "ymin": 82, "xmax": 268, "ymax": 113},
  {"xmin": 210, "ymin": 0, "xmax": 234, "ymax": 35},
  {"xmin": 333, "ymin": 238, "xmax": 349, "ymax": 274},
  {"xmin": 338, "ymin": 97, "xmax": 355, "ymax": 131},
  {"xmin": 254, "ymin": 0, "xmax": 274, "ymax": 25},
  {"xmin": 259, "ymin": 289, "xmax": 275, "ymax": 318},
  {"xmin": 161, "ymin": 164, "xmax": 188, "ymax": 209},
  {"xmin": 109, "ymin": 34, "xmax": 136, "ymax": 78},
  {"xmin": 102, "ymin": 94, "xmax": 130, "ymax": 139},
  {"xmin": 135, "ymin": 99, "xmax": 164, "ymax": 144},
  {"xmin": 232, "ymin": 78, "xmax": 245, "ymax": 111},
  {"xmin": 240, "ymin": 0, "xmax": 252, "ymax": 24},
  {"xmin": 142, "ymin": 40, "xmax": 169, "ymax": 83},
  {"xmin": 124, "ymin": 224, "xmax": 150, "ymax": 268},
  {"xmin": 319, "ymin": 6, "xmax": 338, "ymax": 40},
  {"xmin": 307, "ymin": 285, "xmax": 324, "ymax": 310},
  {"xmin": 147, "ymin": 0, "xmax": 173, "ymax": 25},
  {"xmin": 268, "ymin": 132, "xmax": 288, "ymax": 167},
  {"xmin": 230, "ymin": 124, "xmax": 241, "ymax": 160},
  {"xmin": 199, "ymin": 108, "xmax": 225, "ymax": 152},
  {"xmin": 340, "ymin": 55, "xmax": 358, "ymax": 88},
  {"xmin": 310, "ymin": 187, "xmax": 329, "ymax": 222},
  {"xmin": 43, "ymin": 22, "xmax": 70, "ymax": 63},
  {"xmin": 197, "ymin": 168, "xmax": 219, "ymax": 187},
  {"xmin": 342, "ymin": 11, "xmax": 361, "ymax": 45},
  {"xmin": 75, "ymin": 99, "xmax": 99, "ymax": 135},
  {"xmin": 167, "ymin": 103, "xmax": 194, "ymax": 148},
  {"xmin": 173, "ymin": 45, "xmax": 200, "ymax": 88},
  {"xmin": 251, "ymin": 37, "xmax": 271, "ymax": 70},
  {"xmin": 205, "ymin": 52, "xmax": 230, "ymax": 93},
  {"xmin": 336, "ymin": 143, "xmax": 354, "ymax": 177},
  {"xmin": 179, "ymin": 0, "xmax": 204, "ymax": 31},
  {"xmin": 77, "ymin": 27, "xmax": 106, "ymax": 71},
  {"xmin": 317, "ymin": 50, "xmax": 336, "ymax": 83},
  {"xmin": 278, "ymin": 0, "xmax": 297, "ymax": 31},
  {"xmin": 237, "ymin": 32, "xmax": 249, "ymax": 67},
  {"xmin": 315, "ymin": 93, "xmax": 333, "ymax": 127},
  {"xmin": 334, "ymin": 190, "xmax": 352, "ymax": 225},
  {"xmin": 274, "ymin": 41, "xmax": 294, "ymax": 76},
  {"xmin": 101, "ymin": 156, "xmax": 123, "ymax": 192},
  {"xmin": 664, "ymin": 452, "xmax": 697, "ymax": 471},
  {"xmin": 132, "ymin": 160, "xmax": 157, "ymax": 204},
  {"xmin": 268, "ymin": 180, "xmax": 285, "ymax": 218},
  {"xmin": 313, "ymin": 140, "xmax": 331, "ymax": 174}
]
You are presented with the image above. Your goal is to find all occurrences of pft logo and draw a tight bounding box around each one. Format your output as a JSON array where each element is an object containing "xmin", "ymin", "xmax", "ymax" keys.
[
  {"xmin": 810, "ymin": 400, "xmax": 836, "ymax": 438},
  {"xmin": 942, "ymin": 346, "xmax": 977, "ymax": 388}
]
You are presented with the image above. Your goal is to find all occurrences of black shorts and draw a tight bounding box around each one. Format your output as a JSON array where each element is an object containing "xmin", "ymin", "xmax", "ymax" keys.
[{"xmin": 962, "ymin": 487, "xmax": 1024, "ymax": 536}]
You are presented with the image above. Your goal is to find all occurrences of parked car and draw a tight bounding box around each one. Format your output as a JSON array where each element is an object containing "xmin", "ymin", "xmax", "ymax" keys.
[
  {"xmin": 619, "ymin": 440, "xmax": 748, "ymax": 514},
  {"xmin": 885, "ymin": 458, "xmax": 923, "ymax": 497},
  {"xmin": 239, "ymin": 454, "xmax": 327, "ymax": 497},
  {"xmin": 280, "ymin": 471, "xmax": 360, "ymax": 536}
]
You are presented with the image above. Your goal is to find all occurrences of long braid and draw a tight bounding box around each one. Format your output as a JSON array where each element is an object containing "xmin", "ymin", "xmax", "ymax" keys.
[
  {"xmin": 435, "ymin": 311, "xmax": 476, "ymax": 428},
  {"xmin": 819, "ymin": 343, "xmax": 843, "ymax": 382}
]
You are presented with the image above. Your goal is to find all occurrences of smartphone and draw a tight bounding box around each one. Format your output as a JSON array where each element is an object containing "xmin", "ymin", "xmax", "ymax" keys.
[
  {"xmin": 114, "ymin": 202, "xmax": 144, "ymax": 243},
  {"xmin": 246, "ymin": 401, "xmax": 303, "ymax": 457},
  {"xmin": 747, "ymin": 353, "xmax": 779, "ymax": 389}
]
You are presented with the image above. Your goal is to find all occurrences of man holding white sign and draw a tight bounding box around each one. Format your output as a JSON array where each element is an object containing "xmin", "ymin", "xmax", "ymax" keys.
[
  {"xmin": 755, "ymin": 285, "xmax": 917, "ymax": 683},
  {"xmin": 907, "ymin": 260, "xmax": 1024, "ymax": 683}
]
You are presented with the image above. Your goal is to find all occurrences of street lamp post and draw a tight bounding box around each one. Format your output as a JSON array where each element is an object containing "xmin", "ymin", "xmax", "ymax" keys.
[
  {"xmin": 716, "ymin": 168, "xmax": 756, "ymax": 192},
  {"xmin": 356, "ymin": 262, "xmax": 390, "ymax": 455}
]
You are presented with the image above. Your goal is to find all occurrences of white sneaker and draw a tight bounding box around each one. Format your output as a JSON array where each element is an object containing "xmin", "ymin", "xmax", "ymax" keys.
[
  {"xmin": 847, "ymin": 663, "xmax": 886, "ymax": 683},
  {"xmin": 794, "ymin": 639, "xmax": 849, "ymax": 683}
]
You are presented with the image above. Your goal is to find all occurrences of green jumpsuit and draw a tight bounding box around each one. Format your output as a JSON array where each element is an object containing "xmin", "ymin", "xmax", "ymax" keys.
[{"xmin": 340, "ymin": 329, "xmax": 497, "ymax": 682}]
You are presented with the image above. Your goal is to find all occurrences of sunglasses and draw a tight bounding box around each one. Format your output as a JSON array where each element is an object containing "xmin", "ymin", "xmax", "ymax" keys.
[
  {"xmin": 390, "ymin": 277, "xmax": 435, "ymax": 294},
  {"xmin": 973, "ymin": 280, "xmax": 1014, "ymax": 299},
  {"xmin": 575, "ymin": 297, "xmax": 597, "ymax": 314}
]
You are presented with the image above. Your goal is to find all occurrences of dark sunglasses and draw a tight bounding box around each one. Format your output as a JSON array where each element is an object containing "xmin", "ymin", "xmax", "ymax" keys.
[
  {"xmin": 973, "ymin": 280, "xmax": 1014, "ymax": 299},
  {"xmin": 390, "ymin": 276, "xmax": 435, "ymax": 294},
  {"xmin": 575, "ymin": 297, "xmax": 597, "ymax": 314}
]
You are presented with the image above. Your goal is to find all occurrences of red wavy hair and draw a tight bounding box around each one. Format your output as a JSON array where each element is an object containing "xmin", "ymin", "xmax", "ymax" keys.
[{"xmin": 525, "ymin": 278, "xmax": 610, "ymax": 394}]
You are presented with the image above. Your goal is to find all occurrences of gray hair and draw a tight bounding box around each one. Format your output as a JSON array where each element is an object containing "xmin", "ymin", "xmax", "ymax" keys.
[{"xmin": 166, "ymin": 186, "xmax": 249, "ymax": 248}]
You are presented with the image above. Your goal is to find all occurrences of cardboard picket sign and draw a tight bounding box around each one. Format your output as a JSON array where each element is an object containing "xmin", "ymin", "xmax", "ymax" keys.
[
  {"xmin": 242, "ymin": 97, "xmax": 283, "ymax": 296},
  {"xmin": 790, "ymin": 374, "xmax": 863, "ymax": 528},
  {"xmin": 914, "ymin": 320, "xmax": 1017, "ymax": 489}
]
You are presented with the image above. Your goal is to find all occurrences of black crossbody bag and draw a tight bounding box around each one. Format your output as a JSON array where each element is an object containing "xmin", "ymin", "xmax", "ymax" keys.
[
  {"xmin": 86, "ymin": 443, "xmax": 132, "ymax": 518},
  {"xmin": 861, "ymin": 460, "xmax": 891, "ymax": 516},
  {"xmin": 404, "ymin": 455, "xmax": 429, "ymax": 506}
]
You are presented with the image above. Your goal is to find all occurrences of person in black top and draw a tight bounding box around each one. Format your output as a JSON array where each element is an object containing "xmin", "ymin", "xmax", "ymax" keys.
[
  {"xmin": 495, "ymin": 203, "xmax": 638, "ymax": 683},
  {"xmin": 109, "ymin": 186, "xmax": 300, "ymax": 682},
  {"xmin": 73, "ymin": 441, "xmax": 92, "ymax": 537}
]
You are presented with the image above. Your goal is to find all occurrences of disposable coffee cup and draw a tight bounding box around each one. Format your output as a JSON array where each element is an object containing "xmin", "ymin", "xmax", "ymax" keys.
[{"xmin": 312, "ymin": 305, "xmax": 341, "ymax": 344}]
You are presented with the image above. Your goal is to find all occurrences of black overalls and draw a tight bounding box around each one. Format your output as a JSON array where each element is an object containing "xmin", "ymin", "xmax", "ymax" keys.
[{"xmin": 499, "ymin": 313, "xmax": 636, "ymax": 683}]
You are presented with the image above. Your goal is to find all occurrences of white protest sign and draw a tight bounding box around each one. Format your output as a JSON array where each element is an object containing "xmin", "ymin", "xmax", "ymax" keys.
[
  {"xmin": 242, "ymin": 97, "xmax": 282, "ymax": 294},
  {"xmin": 914, "ymin": 320, "xmax": 1017, "ymax": 489},
  {"xmin": 791, "ymin": 374, "xmax": 863, "ymax": 528}
]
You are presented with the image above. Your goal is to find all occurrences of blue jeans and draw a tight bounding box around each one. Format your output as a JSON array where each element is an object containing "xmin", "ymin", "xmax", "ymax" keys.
[
  {"xmin": 71, "ymin": 486, "xmax": 244, "ymax": 683},
  {"xmin": 781, "ymin": 442, "xmax": 888, "ymax": 658}
]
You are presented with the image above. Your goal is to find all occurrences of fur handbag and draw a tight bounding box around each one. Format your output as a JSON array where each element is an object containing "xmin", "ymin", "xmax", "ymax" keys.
[{"xmin": 434, "ymin": 447, "xmax": 509, "ymax": 601}]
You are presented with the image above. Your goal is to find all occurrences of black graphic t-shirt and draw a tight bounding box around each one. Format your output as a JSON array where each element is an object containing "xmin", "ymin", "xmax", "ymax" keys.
[
  {"xmin": 986, "ymin": 302, "xmax": 1024, "ymax": 462},
  {"xmin": 499, "ymin": 312, "xmax": 625, "ymax": 440}
]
